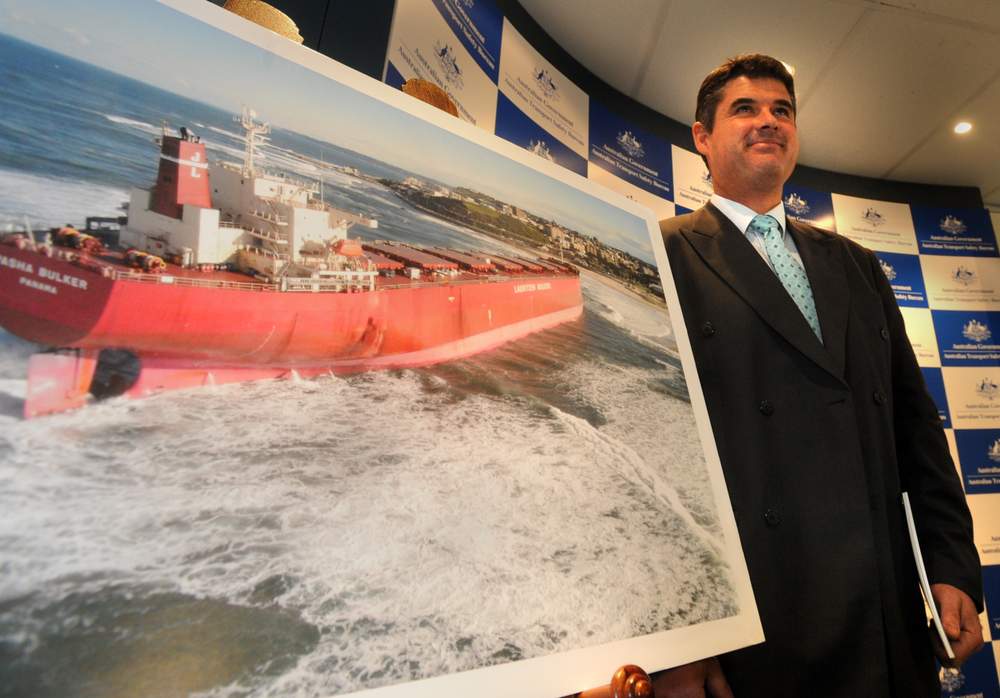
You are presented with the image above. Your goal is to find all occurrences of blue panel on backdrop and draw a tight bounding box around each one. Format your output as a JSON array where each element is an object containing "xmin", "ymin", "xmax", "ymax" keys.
[
  {"xmin": 940, "ymin": 642, "xmax": 1000, "ymax": 698},
  {"xmin": 430, "ymin": 0, "xmax": 503, "ymax": 83},
  {"xmin": 494, "ymin": 92, "xmax": 587, "ymax": 177},
  {"xmin": 913, "ymin": 205, "xmax": 998, "ymax": 257},
  {"xmin": 954, "ymin": 430, "xmax": 1000, "ymax": 493},
  {"xmin": 985, "ymin": 565, "xmax": 1000, "ymax": 639},
  {"xmin": 874, "ymin": 251, "xmax": 927, "ymax": 307},
  {"xmin": 782, "ymin": 184, "xmax": 835, "ymax": 231},
  {"xmin": 933, "ymin": 310, "xmax": 1000, "ymax": 366},
  {"xmin": 674, "ymin": 204, "xmax": 694, "ymax": 216},
  {"xmin": 922, "ymin": 367, "xmax": 951, "ymax": 429},
  {"xmin": 588, "ymin": 101, "xmax": 672, "ymax": 200},
  {"xmin": 385, "ymin": 60, "xmax": 406, "ymax": 89}
]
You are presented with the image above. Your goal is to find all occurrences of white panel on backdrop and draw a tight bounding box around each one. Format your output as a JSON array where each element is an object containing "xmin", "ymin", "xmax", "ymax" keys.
[
  {"xmin": 385, "ymin": 0, "xmax": 498, "ymax": 130},
  {"xmin": 671, "ymin": 145, "xmax": 712, "ymax": 211},
  {"xmin": 942, "ymin": 367, "xmax": 1000, "ymax": 429},
  {"xmin": 900, "ymin": 307, "xmax": 941, "ymax": 367},
  {"xmin": 831, "ymin": 194, "xmax": 918, "ymax": 254},
  {"xmin": 967, "ymin": 493, "xmax": 1000, "ymax": 566},
  {"xmin": 497, "ymin": 19, "xmax": 588, "ymax": 158},
  {"xmin": 921, "ymin": 255, "xmax": 1000, "ymax": 310},
  {"xmin": 587, "ymin": 163, "xmax": 675, "ymax": 222}
]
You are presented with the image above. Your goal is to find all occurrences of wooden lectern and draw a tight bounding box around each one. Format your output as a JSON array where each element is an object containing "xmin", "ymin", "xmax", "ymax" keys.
[
  {"xmin": 222, "ymin": 0, "xmax": 303, "ymax": 43},
  {"xmin": 575, "ymin": 665, "xmax": 654, "ymax": 698},
  {"xmin": 401, "ymin": 78, "xmax": 461, "ymax": 118}
]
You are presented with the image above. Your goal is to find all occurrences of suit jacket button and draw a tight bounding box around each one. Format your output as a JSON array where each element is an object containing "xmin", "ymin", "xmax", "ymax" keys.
[
  {"xmin": 880, "ymin": 327, "xmax": 889, "ymax": 340},
  {"xmin": 701, "ymin": 321, "xmax": 716, "ymax": 337},
  {"xmin": 759, "ymin": 400, "xmax": 774, "ymax": 416},
  {"xmin": 873, "ymin": 390, "xmax": 887, "ymax": 405},
  {"xmin": 763, "ymin": 509, "xmax": 781, "ymax": 527}
]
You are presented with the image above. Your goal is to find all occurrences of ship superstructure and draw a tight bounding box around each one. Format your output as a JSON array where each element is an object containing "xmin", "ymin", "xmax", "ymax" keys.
[{"xmin": 122, "ymin": 108, "xmax": 378, "ymax": 288}]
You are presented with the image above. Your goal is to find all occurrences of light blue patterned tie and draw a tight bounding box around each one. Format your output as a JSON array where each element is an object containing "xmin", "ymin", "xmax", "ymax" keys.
[{"xmin": 749, "ymin": 214, "xmax": 823, "ymax": 342}]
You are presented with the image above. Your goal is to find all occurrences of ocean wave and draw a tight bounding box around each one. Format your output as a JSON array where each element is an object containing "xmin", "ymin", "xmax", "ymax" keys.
[
  {"xmin": 103, "ymin": 113, "xmax": 161, "ymax": 136},
  {"xmin": 0, "ymin": 167, "xmax": 128, "ymax": 230},
  {"xmin": 0, "ymin": 365, "xmax": 736, "ymax": 695},
  {"xmin": 553, "ymin": 357, "xmax": 720, "ymax": 538},
  {"xmin": 264, "ymin": 142, "xmax": 323, "ymax": 172},
  {"xmin": 581, "ymin": 273, "xmax": 674, "ymax": 351},
  {"xmin": 204, "ymin": 139, "xmax": 250, "ymax": 165},
  {"xmin": 205, "ymin": 124, "xmax": 244, "ymax": 141},
  {"xmin": 0, "ymin": 330, "xmax": 35, "ymax": 392}
]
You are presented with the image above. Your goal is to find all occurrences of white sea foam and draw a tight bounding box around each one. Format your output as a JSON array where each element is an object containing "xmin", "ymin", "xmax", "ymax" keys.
[
  {"xmin": 0, "ymin": 168, "xmax": 128, "ymax": 230},
  {"xmin": 0, "ymin": 331, "xmax": 31, "ymax": 415},
  {"xmin": 554, "ymin": 357, "xmax": 719, "ymax": 536},
  {"xmin": 103, "ymin": 113, "xmax": 161, "ymax": 137},
  {"xmin": 318, "ymin": 168, "xmax": 364, "ymax": 189},
  {"xmin": 0, "ymin": 378, "xmax": 25, "ymax": 398},
  {"xmin": 581, "ymin": 273, "xmax": 675, "ymax": 353},
  {"xmin": 205, "ymin": 140, "xmax": 250, "ymax": 166},
  {"xmin": 358, "ymin": 191, "xmax": 406, "ymax": 211},
  {"xmin": 206, "ymin": 124, "xmax": 244, "ymax": 141},
  {"xmin": 197, "ymin": 138, "xmax": 342, "ymax": 191},
  {"xmin": 264, "ymin": 143, "xmax": 320, "ymax": 174},
  {"xmin": 0, "ymin": 366, "xmax": 736, "ymax": 696},
  {"xmin": 0, "ymin": 330, "xmax": 35, "ymax": 374}
]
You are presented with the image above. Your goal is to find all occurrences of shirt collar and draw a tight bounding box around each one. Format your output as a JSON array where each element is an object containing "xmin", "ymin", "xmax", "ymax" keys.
[{"xmin": 710, "ymin": 193, "xmax": 787, "ymax": 237}]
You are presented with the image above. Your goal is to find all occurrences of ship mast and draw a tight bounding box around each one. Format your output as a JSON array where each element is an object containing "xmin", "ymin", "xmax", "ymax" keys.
[
  {"xmin": 319, "ymin": 147, "xmax": 325, "ymax": 206},
  {"xmin": 236, "ymin": 106, "xmax": 271, "ymax": 177}
]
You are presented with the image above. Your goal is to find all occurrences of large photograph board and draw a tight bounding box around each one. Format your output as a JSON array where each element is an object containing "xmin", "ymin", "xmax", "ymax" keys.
[{"xmin": 0, "ymin": 1, "xmax": 760, "ymax": 696}]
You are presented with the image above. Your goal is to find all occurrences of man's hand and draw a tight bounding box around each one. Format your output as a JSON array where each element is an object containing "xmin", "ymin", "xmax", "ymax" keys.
[
  {"xmin": 650, "ymin": 657, "xmax": 733, "ymax": 698},
  {"xmin": 930, "ymin": 583, "xmax": 984, "ymax": 666}
]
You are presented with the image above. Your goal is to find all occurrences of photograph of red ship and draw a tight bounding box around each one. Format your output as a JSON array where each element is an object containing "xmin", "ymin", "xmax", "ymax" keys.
[
  {"xmin": 0, "ymin": 107, "xmax": 583, "ymax": 417},
  {"xmin": 0, "ymin": 3, "xmax": 756, "ymax": 698}
]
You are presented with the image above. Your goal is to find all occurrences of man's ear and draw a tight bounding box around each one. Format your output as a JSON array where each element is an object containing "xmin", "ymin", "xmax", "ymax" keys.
[{"xmin": 692, "ymin": 121, "xmax": 710, "ymax": 158}]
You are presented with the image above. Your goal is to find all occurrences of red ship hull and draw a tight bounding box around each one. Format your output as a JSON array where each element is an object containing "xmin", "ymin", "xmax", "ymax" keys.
[{"xmin": 0, "ymin": 244, "xmax": 582, "ymax": 415}]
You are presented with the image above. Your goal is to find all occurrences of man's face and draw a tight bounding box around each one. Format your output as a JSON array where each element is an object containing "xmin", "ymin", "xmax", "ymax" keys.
[{"xmin": 693, "ymin": 76, "xmax": 799, "ymax": 195}]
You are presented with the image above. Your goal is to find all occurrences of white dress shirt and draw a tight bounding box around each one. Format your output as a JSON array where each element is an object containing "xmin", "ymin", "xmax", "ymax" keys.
[{"xmin": 710, "ymin": 193, "xmax": 805, "ymax": 271}]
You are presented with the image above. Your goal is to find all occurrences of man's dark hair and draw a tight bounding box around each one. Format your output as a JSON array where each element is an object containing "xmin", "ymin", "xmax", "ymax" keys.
[{"xmin": 695, "ymin": 54, "xmax": 796, "ymax": 132}]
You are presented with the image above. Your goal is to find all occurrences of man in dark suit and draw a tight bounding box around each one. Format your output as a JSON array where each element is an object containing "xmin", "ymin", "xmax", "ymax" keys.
[{"xmin": 654, "ymin": 54, "xmax": 983, "ymax": 697}]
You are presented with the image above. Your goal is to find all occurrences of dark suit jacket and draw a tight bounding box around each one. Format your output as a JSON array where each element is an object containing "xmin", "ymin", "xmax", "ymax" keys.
[{"xmin": 660, "ymin": 204, "xmax": 982, "ymax": 697}]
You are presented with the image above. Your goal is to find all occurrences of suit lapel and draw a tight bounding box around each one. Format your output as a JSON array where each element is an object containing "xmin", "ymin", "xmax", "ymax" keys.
[{"xmin": 680, "ymin": 204, "xmax": 846, "ymax": 382}]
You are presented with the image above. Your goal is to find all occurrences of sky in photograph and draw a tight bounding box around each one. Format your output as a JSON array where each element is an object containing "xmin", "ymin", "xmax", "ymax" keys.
[{"xmin": 0, "ymin": 0, "xmax": 656, "ymax": 263}]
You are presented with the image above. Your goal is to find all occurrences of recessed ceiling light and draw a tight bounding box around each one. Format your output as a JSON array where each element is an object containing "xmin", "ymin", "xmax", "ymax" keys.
[{"xmin": 954, "ymin": 121, "xmax": 973, "ymax": 134}]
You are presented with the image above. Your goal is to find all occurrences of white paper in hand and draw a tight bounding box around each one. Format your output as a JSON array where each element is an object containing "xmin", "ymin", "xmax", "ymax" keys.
[{"xmin": 901, "ymin": 491, "xmax": 955, "ymax": 661}]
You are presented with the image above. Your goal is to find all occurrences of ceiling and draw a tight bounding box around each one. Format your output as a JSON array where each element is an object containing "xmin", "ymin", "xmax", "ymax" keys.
[{"xmin": 517, "ymin": 0, "xmax": 1000, "ymax": 210}]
